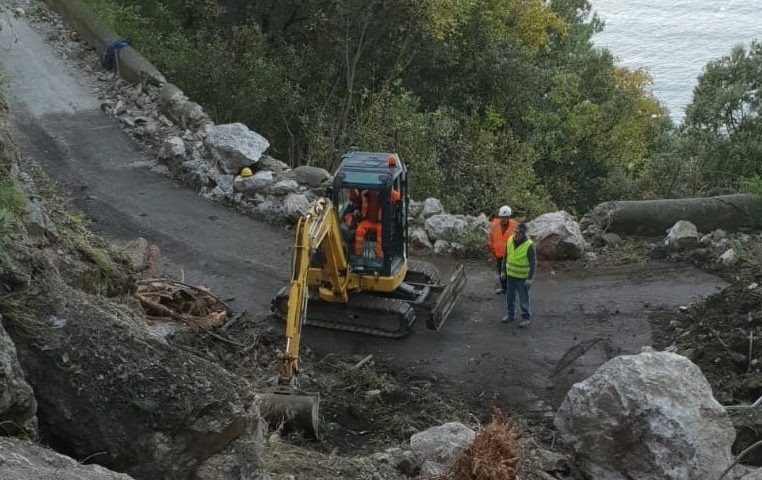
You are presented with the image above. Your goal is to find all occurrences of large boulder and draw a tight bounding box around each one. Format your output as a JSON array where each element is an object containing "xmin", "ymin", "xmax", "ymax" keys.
[
  {"xmin": 555, "ymin": 349, "xmax": 735, "ymax": 480},
  {"xmin": 271, "ymin": 179, "xmax": 299, "ymax": 196},
  {"xmin": 421, "ymin": 198, "xmax": 444, "ymax": 219},
  {"xmin": 665, "ymin": 220, "xmax": 700, "ymax": 251},
  {"xmin": 410, "ymin": 422, "xmax": 475, "ymax": 477},
  {"xmin": 204, "ymin": 123, "xmax": 269, "ymax": 174},
  {"xmin": 233, "ymin": 171, "xmax": 274, "ymax": 196},
  {"xmin": 527, "ymin": 211, "xmax": 585, "ymax": 260},
  {"xmin": 5, "ymin": 279, "xmax": 260, "ymax": 479},
  {"xmin": 158, "ymin": 136, "xmax": 186, "ymax": 164},
  {"xmin": 425, "ymin": 214, "xmax": 467, "ymax": 242},
  {"xmin": 294, "ymin": 166, "xmax": 331, "ymax": 188},
  {"xmin": 0, "ymin": 437, "xmax": 134, "ymax": 480},
  {"xmin": 0, "ymin": 319, "xmax": 36, "ymax": 435}
]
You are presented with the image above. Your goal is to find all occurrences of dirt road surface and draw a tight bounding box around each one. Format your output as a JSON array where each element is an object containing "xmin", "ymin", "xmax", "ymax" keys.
[{"xmin": 0, "ymin": 19, "xmax": 726, "ymax": 413}]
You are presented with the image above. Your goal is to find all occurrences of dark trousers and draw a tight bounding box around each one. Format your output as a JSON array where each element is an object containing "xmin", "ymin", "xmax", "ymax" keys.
[
  {"xmin": 495, "ymin": 257, "xmax": 506, "ymax": 292},
  {"xmin": 506, "ymin": 276, "xmax": 531, "ymax": 320}
]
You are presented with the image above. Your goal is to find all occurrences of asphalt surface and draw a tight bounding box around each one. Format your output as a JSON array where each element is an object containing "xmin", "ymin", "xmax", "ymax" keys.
[{"xmin": 0, "ymin": 18, "xmax": 727, "ymax": 412}]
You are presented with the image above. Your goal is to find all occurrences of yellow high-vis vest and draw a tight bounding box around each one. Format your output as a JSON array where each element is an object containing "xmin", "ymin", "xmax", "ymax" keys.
[{"xmin": 505, "ymin": 236, "xmax": 533, "ymax": 279}]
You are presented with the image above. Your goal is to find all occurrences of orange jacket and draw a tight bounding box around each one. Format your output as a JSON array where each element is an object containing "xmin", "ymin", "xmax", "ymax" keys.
[{"xmin": 488, "ymin": 218, "xmax": 518, "ymax": 258}]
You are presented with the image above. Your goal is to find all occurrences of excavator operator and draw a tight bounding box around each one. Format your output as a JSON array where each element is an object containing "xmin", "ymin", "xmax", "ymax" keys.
[{"xmin": 354, "ymin": 190, "xmax": 383, "ymax": 259}]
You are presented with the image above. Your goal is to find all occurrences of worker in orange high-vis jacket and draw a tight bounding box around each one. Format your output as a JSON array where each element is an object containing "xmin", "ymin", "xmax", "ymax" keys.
[
  {"xmin": 354, "ymin": 190, "xmax": 383, "ymax": 259},
  {"xmin": 488, "ymin": 205, "xmax": 518, "ymax": 294}
]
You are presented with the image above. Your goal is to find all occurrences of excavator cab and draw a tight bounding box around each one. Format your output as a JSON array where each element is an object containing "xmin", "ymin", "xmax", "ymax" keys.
[{"xmin": 332, "ymin": 151, "xmax": 407, "ymax": 276}]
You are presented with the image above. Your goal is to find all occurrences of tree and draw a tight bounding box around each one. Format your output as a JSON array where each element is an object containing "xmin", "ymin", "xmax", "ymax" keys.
[{"xmin": 680, "ymin": 41, "xmax": 762, "ymax": 193}]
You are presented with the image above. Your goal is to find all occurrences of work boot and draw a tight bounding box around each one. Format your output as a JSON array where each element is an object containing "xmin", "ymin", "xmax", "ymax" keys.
[
  {"xmin": 519, "ymin": 319, "xmax": 531, "ymax": 328},
  {"xmin": 501, "ymin": 315, "xmax": 514, "ymax": 323}
]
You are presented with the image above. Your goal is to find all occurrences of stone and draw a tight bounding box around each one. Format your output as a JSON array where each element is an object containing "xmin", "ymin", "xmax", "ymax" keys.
[
  {"xmin": 421, "ymin": 198, "xmax": 444, "ymax": 218},
  {"xmin": 258, "ymin": 155, "xmax": 290, "ymax": 173},
  {"xmin": 602, "ymin": 232, "xmax": 622, "ymax": 247},
  {"xmin": 0, "ymin": 437, "xmax": 135, "ymax": 480},
  {"xmin": 408, "ymin": 200, "xmax": 424, "ymax": 223},
  {"xmin": 158, "ymin": 136, "xmax": 186, "ymax": 163},
  {"xmin": 410, "ymin": 422, "xmax": 475, "ymax": 472},
  {"xmin": 719, "ymin": 248, "xmax": 737, "ymax": 267},
  {"xmin": 410, "ymin": 227, "xmax": 433, "ymax": 249},
  {"xmin": 271, "ymin": 179, "xmax": 299, "ymax": 196},
  {"xmin": 425, "ymin": 214, "xmax": 468, "ymax": 241},
  {"xmin": 294, "ymin": 166, "xmax": 331, "ymax": 188},
  {"xmin": 204, "ymin": 123, "xmax": 269, "ymax": 174},
  {"xmin": 433, "ymin": 239, "xmax": 450, "ymax": 255},
  {"xmin": 665, "ymin": 220, "xmax": 700, "ymax": 251},
  {"xmin": 535, "ymin": 448, "xmax": 568, "ymax": 472},
  {"xmin": 234, "ymin": 171, "xmax": 274, "ymax": 195},
  {"xmin": 555, "ymin": 350, "xmax": 735, "ymax": 480},
  {"xmin": 24, "ymin": 198, "xmax": 58, "ymax": 241},
  {"xmin": 282, "ymin": 193, "xmax": 311, "ymax": 221},
  {"xmin": 0, "ymin": 319, "xmax": 37, "ymax": 435},
  {"xmin": 527, "ymin": 211, "xmax": 585, "ymax": 260}
]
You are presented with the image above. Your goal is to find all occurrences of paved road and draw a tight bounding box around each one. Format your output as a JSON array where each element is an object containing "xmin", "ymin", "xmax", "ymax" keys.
[{"xmin": 0, "ymin": 18, "xmax": 726, "ymax": 411}]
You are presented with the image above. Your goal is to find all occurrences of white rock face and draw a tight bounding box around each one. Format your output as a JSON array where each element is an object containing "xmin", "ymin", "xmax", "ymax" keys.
[
  {"xmin": 282, "ymin": 193, "xmax": 312, "ymax": 221},
  {"xmin": 421, "ymin": 198, "xmax": 444, "ymax": 218},
  {"xmin": 425, "ymin": 214, "xmax": 467, "ymax": 241},
  {"xmin": 664, "ymin": 220, "xmax": 700, "ymax": 251},
  {"xmin": 527, "ymin": 211, "xmax": 585, "ymax": 259},
  {"xmin": 555, "ymin": 349, "xmax": 735, "ymax": 480},
  {"xmin": 203, "ymin": 123, "xmax": 269, "ymax": 174},
  {"xmin": 410, "ymin": 422, "xmax": 475, "ymax": 473},
  {"xmin": 234, "ymin": 170, "xmax": 274, "ymax": 195}
]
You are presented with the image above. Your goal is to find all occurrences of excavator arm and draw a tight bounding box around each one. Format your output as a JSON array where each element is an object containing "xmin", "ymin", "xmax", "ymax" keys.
[{"xmin": 279, "ymin": 198, "xmax": 350, "ymax": 385}]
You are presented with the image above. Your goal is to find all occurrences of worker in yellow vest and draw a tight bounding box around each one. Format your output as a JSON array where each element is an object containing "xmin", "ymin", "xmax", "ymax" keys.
[{"xmin": 501, "ymin": 223, "xmax": 536, "ymax": 328}]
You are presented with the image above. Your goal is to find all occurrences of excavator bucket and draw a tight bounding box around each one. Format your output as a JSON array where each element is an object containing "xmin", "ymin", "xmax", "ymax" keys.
[
  {"xmin": 405, "ymin": 263, "xmax": 467, "ymax": 331},
  {"xmin": 256, "ymin": 388, "xmax": 320, "ymax": 438}
]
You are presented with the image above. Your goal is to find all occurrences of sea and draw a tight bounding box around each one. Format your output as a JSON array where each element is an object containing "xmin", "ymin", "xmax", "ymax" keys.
[{"xmin": 590, "ymin": 0, "xmax": 762, "ymax": 123}]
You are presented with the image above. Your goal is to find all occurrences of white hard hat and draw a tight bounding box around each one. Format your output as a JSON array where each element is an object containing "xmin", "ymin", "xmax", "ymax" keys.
[{"xmin": 498, "ymin": 205, "xmax": 512, "ymax": 217}]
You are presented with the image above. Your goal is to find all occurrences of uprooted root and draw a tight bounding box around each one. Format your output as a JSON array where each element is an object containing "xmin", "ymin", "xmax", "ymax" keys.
[
  {"xmin": 445, "ymin": 410, "xmax": 523, "ymax": 480},
  {"xmin": 135, "ymin": 278, "xmax": 228, "ymax": 328}
]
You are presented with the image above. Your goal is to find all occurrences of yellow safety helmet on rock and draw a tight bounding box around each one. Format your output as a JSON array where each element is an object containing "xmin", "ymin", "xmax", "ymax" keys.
[{"xmin": 240, "ymin": 167, "xmax": 253, "ymax": 178}]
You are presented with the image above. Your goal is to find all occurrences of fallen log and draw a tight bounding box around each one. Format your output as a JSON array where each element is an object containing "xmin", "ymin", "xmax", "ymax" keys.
[
  {"xmin": 2, "ymin": 278, "xmax": 261, "ymax": 480},
  {"xmin": 587, "ymin": 194, "xmax": 762, "ymax": 236}
]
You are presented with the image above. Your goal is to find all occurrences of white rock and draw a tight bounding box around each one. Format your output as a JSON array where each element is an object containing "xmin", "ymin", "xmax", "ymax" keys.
[
  {"xmin": 271, "ymin": 179, "xmax": 299, "ymax": 196},
  {"xmin": 555, "ymin": 350, "xmax": 735, "ymax": 480},
  {"xmin": 294, "ymin": 166, "xmax": 331, "ymax": 188},
  {"xmin": 24, "ymin": 198, "xmax": 58, "ymax": 240},
  {"xmin": 203, "ymin": 123, "xmax": 269, "ymax": 174},
  {"xmin": 158, "ymin": 136, "xmax": 186, "ymax": 163},
  {"xmin": 0, "ymin": 437, "xmax": 134, "ymax": 479},
  {"xmin": 410, "ymin": 422, "xmax": 475, "ymax": 470},
  {"xmin": 234, "ymin": 170, "xmax": 273, "ymax": 195},
  {"xmin": 408, "ymin": 200, "xmax": 424, "ymax": 222},
  {"xmin": 433, "ymin": 239, "xmax": 450, "ymax": 255},
  {"xmin": 665, "ymin": 220, "xmax": 700, "ymax": 251},
  {"xmin": 527, "ymin": 211, "xmax": 585, "ymax": 260},
  {"xmin": 258, "ymin": 155, "xmax": 290, "ymax": 173},
  {"xmin": 425, "ymin": 214, "xmax": 467, "ymax": 241},
  {"xmin": 282, "ymin": 193, "xmax": 311, "ymax": 221},
  {"xmin": 421, "ymin": 198, "xmax": 444, "ymax": 218},
  {"xmin": 410, "ymin": 227, "xmax": 433, "ymax": 249},
  {"xmin": 719, "ymin": 248, "xmax": 737, "ymax": 267}
]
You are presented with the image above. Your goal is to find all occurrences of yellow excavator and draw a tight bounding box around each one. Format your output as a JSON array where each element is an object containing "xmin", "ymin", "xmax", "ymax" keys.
[{"xmin": 257, "ymin": 150, "xmax": 466, "ymax": 437}]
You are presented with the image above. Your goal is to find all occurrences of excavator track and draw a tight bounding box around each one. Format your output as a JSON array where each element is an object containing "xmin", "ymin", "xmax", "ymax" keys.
[{"xmin": 273, "ymin": 288, "xmax": 416, "ymax": 338}]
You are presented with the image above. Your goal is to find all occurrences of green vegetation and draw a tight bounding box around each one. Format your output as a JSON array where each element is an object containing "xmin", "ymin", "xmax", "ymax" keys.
[
  {"xmin": 0, "ymin": 79, "xmax": 27, "ymax": 267},
  {"xmin": 662, "ymin": 41, "xmax": 762, "ymax": 198},
  {"xmin": 81, "ymin": 0, "xmax": 669, "ymax": 216}
]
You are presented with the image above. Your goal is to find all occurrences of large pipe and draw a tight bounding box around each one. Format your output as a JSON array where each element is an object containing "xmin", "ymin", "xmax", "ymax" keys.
[{"xmin": 587, "ymin": 194, "xmax": 762, "ymax": 236}]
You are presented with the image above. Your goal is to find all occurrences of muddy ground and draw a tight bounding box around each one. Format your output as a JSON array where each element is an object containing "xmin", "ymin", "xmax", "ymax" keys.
[{"xmin": 0, "ymin": 6, "xmax": 728, "ymax": 462}]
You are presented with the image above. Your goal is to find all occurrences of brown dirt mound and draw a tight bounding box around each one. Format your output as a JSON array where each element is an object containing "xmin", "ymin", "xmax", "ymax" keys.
[{"xmin": 444, "ymin": 410, "xmax": 523, "ymax": 480}]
